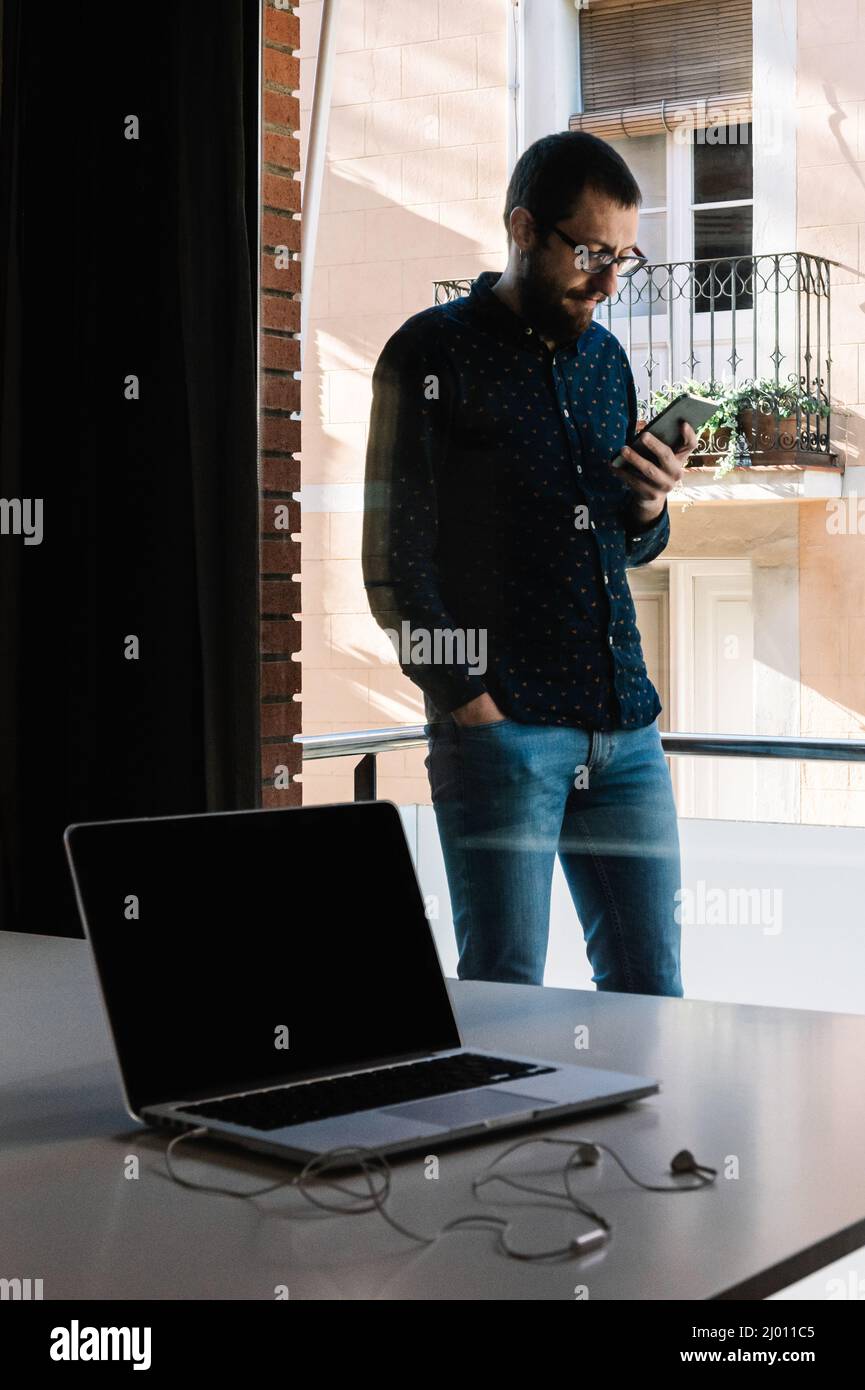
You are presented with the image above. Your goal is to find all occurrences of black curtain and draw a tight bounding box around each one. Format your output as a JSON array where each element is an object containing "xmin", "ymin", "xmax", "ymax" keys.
[{"xmin": 0, "ymin": 0, "xmax": 261, "ymax": 935}]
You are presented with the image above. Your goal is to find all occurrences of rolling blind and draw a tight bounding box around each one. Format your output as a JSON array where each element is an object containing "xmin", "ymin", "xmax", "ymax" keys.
[{"xmin": 570, "ymin": 0, "xmax": 752, "ymax": 139}]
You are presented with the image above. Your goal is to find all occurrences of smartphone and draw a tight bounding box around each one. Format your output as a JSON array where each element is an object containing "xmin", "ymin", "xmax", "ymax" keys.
[{"xmin": 610, "ymin": 391, "xmax": 723, "ymax": 476}]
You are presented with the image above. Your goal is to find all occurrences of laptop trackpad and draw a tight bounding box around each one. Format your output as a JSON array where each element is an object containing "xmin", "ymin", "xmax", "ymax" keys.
[{"xmin": 383, "ymin": 1088, "xmax": 555, "ymax": 1128}]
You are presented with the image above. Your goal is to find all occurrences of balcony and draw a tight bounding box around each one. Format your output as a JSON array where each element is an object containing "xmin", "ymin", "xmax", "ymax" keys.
[{"xmin": 435, "ymin": 252, "xmax": 842, "ymax": 486}]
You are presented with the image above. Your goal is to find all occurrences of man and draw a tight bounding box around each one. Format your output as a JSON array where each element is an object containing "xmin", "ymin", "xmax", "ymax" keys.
[{"xmin": 362, "ymin": 132, "xmax": 696, "ymax": 993}]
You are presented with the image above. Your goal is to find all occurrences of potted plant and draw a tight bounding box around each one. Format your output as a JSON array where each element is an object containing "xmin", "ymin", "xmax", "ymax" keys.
[
  {"xmin": 733, "ymin": 378, "xmax": 830, "ymax": 466},
  {"xmin": 640, "ymin": 377, "xmax": 831, "ymax": 479},
  {"xmin": 642, "ymin": 377, "xmax": 739, "ymax": 478}
]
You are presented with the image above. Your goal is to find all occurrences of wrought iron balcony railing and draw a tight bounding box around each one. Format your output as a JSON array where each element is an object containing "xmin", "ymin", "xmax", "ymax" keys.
[{"xmin": 435, "ymin": 253, "xmax": 841, "ymax": 469}]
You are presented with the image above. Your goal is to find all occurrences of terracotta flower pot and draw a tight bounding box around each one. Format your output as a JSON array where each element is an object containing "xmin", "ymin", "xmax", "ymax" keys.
[
  {"xmin": 686, "ymin": 423, "xmax": 731, "ymax": 465},
  {"xmin": 706, "ymin": 424, "xmax": 732, "ymax": 453},
  {"xmin": 738, "ymin": 407, "xmax": 800, "ymax": 455}
]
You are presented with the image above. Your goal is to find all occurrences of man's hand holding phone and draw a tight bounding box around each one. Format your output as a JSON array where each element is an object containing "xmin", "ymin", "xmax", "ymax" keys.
[{"xmin": 614, "ymin": 416, "xmax": 698, "ymax": 524}]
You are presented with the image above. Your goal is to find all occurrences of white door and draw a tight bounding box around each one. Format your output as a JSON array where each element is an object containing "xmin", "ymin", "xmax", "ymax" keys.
[
  {"xmin": 692, "ymin": 573, "xmax": 755, "ymax": 817},
  {"xmin": 629, "ymin": 566, "xmax": 670, "ymax": 721},
  {"xmin": 666, "ymin": 559, "xmax": 755, "ymax": 819}
]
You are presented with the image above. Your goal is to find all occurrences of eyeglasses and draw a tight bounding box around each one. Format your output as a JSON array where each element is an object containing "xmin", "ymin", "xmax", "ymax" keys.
[{"xmin": 548, "ymin": 225, "xmax": 647, "ymax": 278}]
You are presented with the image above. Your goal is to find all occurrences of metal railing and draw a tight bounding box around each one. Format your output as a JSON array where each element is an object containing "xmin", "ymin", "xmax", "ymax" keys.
[
  {"xmin": 293, "ymin": 728, "xmax": 865, "ymax": 803},
  {"xmin": 435, "ymin": 252, "xmax": 840, "ymax": 467}
]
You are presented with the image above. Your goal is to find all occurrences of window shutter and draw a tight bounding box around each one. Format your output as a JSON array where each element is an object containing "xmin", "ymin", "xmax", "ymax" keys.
[{"xmin": 570, "ymin": 0, "xmax": 752, "ymax": 139}]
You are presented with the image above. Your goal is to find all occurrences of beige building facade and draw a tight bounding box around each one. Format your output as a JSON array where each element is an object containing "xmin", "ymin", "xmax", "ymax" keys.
[{"xmin": 298, "ymin": 0, "xmax": 865, "ymax": 825}]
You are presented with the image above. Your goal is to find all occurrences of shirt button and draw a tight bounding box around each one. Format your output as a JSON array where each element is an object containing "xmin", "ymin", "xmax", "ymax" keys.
[
  {"xmin": 525, "ymin": 326, "xmax": 533, "ymax": 335},
  {"xmin": 609, "ymin": 635, "xmax": 614, "ymax": 646},
  {"xmin": 576, "ymin": 464, "xmax": 583, "ymax": 473},
  {"xmin": 590, "ymin": 520, "xmax": 596, "ymax": 530},
  {"xmin": 563, "ymin": 408, "xmax": 570, "ymax": 417},
  {"xmin": 604, "ymin": 573, "xmax": 609, "ymax": 583}
]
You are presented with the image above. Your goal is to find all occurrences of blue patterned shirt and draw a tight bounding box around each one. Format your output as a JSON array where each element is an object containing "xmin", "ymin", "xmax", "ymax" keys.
[{"xmin": 362, "ymin": 270, "xmax": 669, "ymax": 731}]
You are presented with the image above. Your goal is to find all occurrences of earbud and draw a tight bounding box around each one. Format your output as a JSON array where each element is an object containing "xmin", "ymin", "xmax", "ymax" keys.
[
  {"xmin": 671, "ymin": 1148, "xmax": 698, "ymax": 1173},
  {"xmin": 670, "ymin": 1149, "xmax": 717, "ymax": 1180}
]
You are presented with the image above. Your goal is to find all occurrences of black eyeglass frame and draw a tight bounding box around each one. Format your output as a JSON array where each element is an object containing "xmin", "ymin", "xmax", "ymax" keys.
[{"xmin": 546, "ymin": 224, "xmax": 648, "ymax": 278}]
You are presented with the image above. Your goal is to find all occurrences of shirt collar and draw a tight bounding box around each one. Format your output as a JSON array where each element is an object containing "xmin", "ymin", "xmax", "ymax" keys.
[{"xmin": 467, "ymin": 270, "xmax": 597, "ymax": 356}]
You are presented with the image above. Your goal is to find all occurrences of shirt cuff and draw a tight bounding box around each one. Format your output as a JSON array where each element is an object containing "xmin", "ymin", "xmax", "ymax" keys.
[
  {"xmin": 625, "ymin": 498, "xmax": 668, "ymax": 539},
  {"xmin": 410, "ymin": 669, "xmax": 489, "ymax": 717}
]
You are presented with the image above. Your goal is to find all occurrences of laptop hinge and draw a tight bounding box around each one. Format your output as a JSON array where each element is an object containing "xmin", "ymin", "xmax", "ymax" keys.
[{"xmin": 146, "ymin": 1044, "xmax": 469, "ymax": 1112}]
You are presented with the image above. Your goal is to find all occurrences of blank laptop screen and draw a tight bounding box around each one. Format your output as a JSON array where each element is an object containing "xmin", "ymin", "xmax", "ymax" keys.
[{"xmin": 66, "ymin": 802, "xmax": 460, "ymax": 1113}]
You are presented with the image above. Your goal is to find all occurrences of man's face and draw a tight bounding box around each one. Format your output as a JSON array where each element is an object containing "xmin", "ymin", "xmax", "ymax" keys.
[{"xmin": 515, "ymin": 187, "xmax": 640, "ymax": 345}]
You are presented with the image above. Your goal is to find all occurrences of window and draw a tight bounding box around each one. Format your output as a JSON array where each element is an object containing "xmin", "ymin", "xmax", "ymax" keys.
[
  {"xmin": 607, "ymin": 132, "xmax": 666, "ymax": 265},
  {"xmin": 601, "ymin": 123, "xmax": 754, "ymax": 318},
  {"xmin": 605, "ymin": 133, "xmax": 665, "ymax": 320},
  {"xmin": 573, "ymin": 0, "xmax": 753, "ymax": 316},
  {"xmin": 692, "ymin": 123, "xmax": 754, "ymax": 311},
  {"xmin": 575, "ymin": 0, "xmax": 752, "ymax": 130}
]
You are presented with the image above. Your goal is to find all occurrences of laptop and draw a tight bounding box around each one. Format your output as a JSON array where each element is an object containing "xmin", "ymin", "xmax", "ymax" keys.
[{"xmin": 64, "ymin": 801, "xmax": 660, "ymax": 1164}]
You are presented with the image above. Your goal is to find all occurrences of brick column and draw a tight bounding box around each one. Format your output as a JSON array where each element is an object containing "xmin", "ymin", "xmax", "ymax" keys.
[{"xmin": 260, "ymin": 1, "xmax": 302, "ymax": 806}]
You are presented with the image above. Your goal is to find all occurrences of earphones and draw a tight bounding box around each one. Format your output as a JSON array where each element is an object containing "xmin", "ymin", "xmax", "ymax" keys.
[
  {"xmin": 670, "ymin": 1148, "xmax": 718, "ymax": 1180},
  {"xmin": 164, "ymin": 1128, "xmax": 717, "ymax": 1265}
]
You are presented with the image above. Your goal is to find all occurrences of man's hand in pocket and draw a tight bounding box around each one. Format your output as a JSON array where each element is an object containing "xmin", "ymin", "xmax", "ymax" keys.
[{"xmin": 451, "ymin": 693, "xmax": 507, "ymax": 727}]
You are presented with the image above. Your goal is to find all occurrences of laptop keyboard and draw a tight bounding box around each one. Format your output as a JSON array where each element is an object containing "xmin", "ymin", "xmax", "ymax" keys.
[{"xmin": 182, "ymin": 1053, "xmax": 556, "ymax": 1131}]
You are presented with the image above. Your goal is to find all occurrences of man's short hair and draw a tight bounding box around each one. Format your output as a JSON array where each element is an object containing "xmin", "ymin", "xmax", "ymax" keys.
[{"xmin": 503, "ymin": 131, "xmax": 642, "ymax": 244}]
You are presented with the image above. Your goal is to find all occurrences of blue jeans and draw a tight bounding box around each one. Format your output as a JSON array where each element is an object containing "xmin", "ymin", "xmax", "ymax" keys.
[{"xmin": 423, "ymin": 714, "xmax": 683, "ymax": 995}]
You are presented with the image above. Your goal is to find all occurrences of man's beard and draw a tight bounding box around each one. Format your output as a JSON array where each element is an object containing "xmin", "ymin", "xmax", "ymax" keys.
[{"xmin": 517, "ymin": 254, "xmax": 596, "ymax": 345}]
